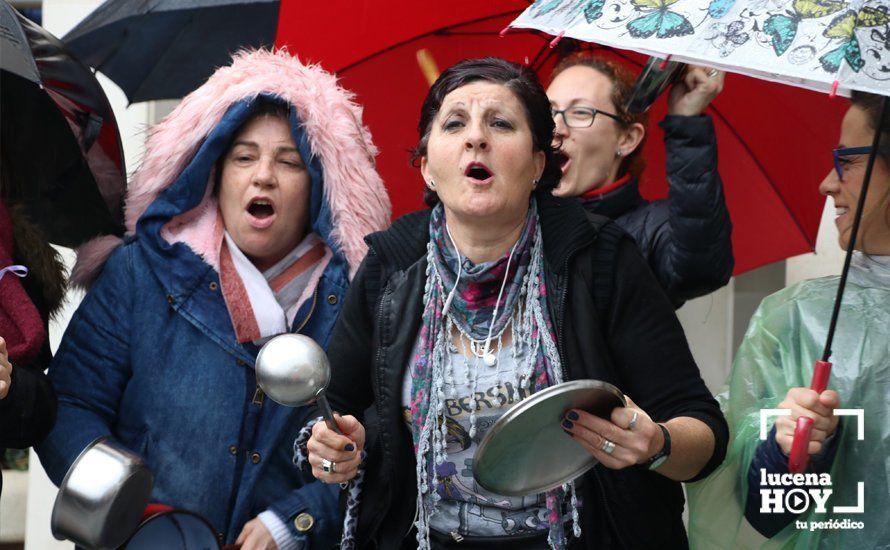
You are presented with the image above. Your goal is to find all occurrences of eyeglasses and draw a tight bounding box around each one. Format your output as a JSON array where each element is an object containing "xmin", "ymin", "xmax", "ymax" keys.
[
  {"xmin": 551, "ymin": 106, "xmax": 623, "ymax": 129},
  {"xmin": 833, "ymin": 146, "xmax": 873, "ymax": 181}
]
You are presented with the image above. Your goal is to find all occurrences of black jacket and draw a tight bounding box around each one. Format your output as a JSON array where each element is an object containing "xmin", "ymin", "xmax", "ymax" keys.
[
  {"xmin": 0, "ymin": 270, "xmax": 57, "ymax": 496},
  {"xmin": 584, "ymin": 115, "xmax": 733, "ymax": 308},
  {"xmin": 325, "ymin": 193, "xmax": 728, "ymax": 549},
  {"xmin": 0, "ymin": 348, "xmax": 56, "ymax": 450}
]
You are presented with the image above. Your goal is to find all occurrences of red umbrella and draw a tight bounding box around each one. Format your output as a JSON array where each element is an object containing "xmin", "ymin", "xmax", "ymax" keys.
[{"xmin": 276, "ymin": 6, "xmax": 846, "ymax": 274}]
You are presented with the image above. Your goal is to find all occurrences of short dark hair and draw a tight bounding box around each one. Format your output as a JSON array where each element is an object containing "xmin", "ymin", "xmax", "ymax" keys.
[
  {"xmin": 550, "ymin": 52, "xmax": 648, "ymax": 180},
  {"xmin": 849, "ymin": 92, "xmax": 890, "ymax": 246},
  {"xmin": 851, "ymin": 91, "xmax": 890, "ymax": 162},
  {"xmin": 412, "ymin": 57, "xmax": 561, "ymax": 207}
]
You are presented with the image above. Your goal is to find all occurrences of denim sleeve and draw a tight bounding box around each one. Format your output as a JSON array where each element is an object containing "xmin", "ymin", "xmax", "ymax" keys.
[
  {"xmin": 266, "ymin": 481, "xmax": 342, "ymax": 548},
  {"xmin": 35, "ymin": 245, "xmax": 135, "ymax": 485},
  {"xmin": 745, "ymin": 423, "xmax": 842, "ymax": 537}
]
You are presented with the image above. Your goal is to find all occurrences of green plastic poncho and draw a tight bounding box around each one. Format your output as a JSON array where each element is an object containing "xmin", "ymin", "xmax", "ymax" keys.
[{"xmin": 687, "ymin": 254, "xmax": 890, "ymax": 549}]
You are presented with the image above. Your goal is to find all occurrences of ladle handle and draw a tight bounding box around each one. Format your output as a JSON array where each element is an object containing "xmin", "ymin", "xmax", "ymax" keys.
[{"xmin": 317, "ymin": 395, "xmax": 342, "ymax": 435}]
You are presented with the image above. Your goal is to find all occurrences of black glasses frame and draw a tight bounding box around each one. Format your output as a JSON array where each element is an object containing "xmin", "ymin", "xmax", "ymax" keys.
[
  {"xmin": 833, "ymin": 146, "xmax": 874, "ymax": 180},
  {"xmin": 552, "ymin": 106, "xmax": 623, "ymax": 128}
]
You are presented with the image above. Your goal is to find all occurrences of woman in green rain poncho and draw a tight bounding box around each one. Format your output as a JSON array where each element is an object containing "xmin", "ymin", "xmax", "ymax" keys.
[{"xmin": 687, "ymin": 91, "xmax": 890, "ymax": 549}]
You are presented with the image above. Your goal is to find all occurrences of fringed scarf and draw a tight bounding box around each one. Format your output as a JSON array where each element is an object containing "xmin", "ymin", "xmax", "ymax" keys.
[{"xmin": 408, "ymin": 199, "xmax": 580, "ymax": 549}]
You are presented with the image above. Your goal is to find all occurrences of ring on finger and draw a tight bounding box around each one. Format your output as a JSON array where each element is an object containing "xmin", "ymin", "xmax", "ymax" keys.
[
  {"xmin": 321, "ymin": 458, "xmax": 337, "ymax": 474},
  {"xmin": 627, "ymin": 411, "xmax": 638, "ymax": 431},
  {"xmin": 600, "ymin": 439, "xmax": 616, "ymax": 455}
]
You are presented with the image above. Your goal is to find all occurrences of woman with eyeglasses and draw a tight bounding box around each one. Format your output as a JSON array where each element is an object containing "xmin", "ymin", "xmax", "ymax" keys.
[
  {"xmin": 686, "ymin": 91, "xmax": 890, "ymax": 549},
  {"xmin": 547, "ymin": 53, "xmax": 733, "ymax": 307}
]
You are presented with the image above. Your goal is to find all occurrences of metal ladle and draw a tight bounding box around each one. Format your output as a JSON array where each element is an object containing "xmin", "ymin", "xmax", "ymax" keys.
[{"xmin": 255, "ymin": 334, "xmax": 341, "ymax": 434}]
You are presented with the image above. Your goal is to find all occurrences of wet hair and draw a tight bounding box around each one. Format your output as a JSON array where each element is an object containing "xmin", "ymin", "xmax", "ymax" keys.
[
  {"xmin": 550, "ymin": 52, "xmax": 648, "ymax": 180},
  {"xmin": 213, "ymin": 98, "xmax": 291, "ymax": 193},
  {"xmin": 411, "ymin": 57, "xmax": 561, "ymax": 207},
  {"xmin": 848, "ymin": 92, "xmax": 890, "ymax": 249}
]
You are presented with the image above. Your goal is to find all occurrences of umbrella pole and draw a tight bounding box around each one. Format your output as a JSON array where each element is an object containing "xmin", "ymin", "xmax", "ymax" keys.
[{"xmin": 788, "ymin": 94, "xmax": 889, "ymax": 473}]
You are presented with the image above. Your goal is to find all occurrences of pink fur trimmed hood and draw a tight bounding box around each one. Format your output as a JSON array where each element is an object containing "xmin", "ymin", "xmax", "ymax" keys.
[{"xmin": 72, "ymin": 48, "xmax": 390, "ymax": 288}]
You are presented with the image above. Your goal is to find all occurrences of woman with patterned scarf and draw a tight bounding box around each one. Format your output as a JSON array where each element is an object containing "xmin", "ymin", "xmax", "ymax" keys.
[
  {"xmin": 36, "ymin": 50, "xmax": 390, "ymax": 549},
  {"xmin": 304, "ymin": 57, "xmax": 728, "ymax": 549}
]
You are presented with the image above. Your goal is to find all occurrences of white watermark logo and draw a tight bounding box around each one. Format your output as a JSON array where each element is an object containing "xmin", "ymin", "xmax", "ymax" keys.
[{"xmin": 757, "ymin": 408, "xmax": 865, "ymax": 531}]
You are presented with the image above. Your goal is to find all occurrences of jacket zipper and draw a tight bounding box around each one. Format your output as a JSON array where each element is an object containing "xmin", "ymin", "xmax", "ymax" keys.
[
  {"xmin": 251, "ymin": 288, "xmax": 318, "ymax": 409},
  {"xmin": 250, "ymin": 286, "xmax": 318, "ymax": 417},
  {"xmin": 294, "ymin": 285, "xmax": 319, "ymax": 334},
  {"xmin": 252, "ymin": 385, "xmax": 265, "ymax": 406},
  {"xmin": 555, "ymin": 250, "xmax": 583, "ymax": 382},
  {"xmin": 559, "ymin": 244, "xmax": 631, "ymax": 549},
  {"xmin": 370, "ymin": 282, "xmax": 394, "ymax": 540}
]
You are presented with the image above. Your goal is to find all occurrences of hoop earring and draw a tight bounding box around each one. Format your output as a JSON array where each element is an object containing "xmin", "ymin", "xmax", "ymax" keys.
[{"xmin": 532, "ymin": 179, "xmax": 538, "ymax": 188}]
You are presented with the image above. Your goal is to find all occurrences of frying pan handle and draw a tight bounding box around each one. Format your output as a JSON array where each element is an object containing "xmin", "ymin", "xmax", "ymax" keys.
[{"xmin": 788, "ymin": 360, "xmax": 832, "ymax": 473}]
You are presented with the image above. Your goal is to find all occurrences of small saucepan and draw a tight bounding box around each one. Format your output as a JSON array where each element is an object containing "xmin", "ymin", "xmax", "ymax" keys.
[{"xmin": 51, "ymin": 437, "xmax": 153, "ymax": 549}]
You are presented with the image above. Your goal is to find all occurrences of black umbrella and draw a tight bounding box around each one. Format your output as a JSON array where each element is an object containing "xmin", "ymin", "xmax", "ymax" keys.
[
  {"xmin": 0, "ymin": 1, "xmax": 125, "ymax": 248},
  {"xmin": 63, "ymin": 0, "xmax": 279, "ymax": 103}
]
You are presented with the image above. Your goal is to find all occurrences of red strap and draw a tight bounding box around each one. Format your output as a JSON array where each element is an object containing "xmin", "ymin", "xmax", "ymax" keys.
[
  {"xmin": 141, "ymin": 503, "xmax": 174, "ymax": 522},
  {"xmin": 581, "ymin": 174, "xmax": 632, "ymax": 200}
]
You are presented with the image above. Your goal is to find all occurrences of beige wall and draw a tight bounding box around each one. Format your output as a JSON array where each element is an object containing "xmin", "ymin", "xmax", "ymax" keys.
[{"xmin": 787, "ymin": 198, "xmax": 845, "ymax": 285}]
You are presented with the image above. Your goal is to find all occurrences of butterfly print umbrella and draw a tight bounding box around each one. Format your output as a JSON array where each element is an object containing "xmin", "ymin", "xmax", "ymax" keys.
[{"xmin": 512, "ymin": 0, "xmax": 889, "ymax": 95}]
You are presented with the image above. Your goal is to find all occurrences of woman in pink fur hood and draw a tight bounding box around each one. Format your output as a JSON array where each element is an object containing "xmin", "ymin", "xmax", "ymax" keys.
[{"xmin": 36, "ymin": 49, "xmax": 390, "ymax": 549}]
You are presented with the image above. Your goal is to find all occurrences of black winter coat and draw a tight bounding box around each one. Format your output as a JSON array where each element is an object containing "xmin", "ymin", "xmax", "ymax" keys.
[
  {"xmin": 0, "ymin": 347, "xmax": 56, "ymax": 449},
  {"xmin": 324, "ymin": 193, "xmax": 728, "ymax": 549},
  {"xmin": 584, "ymin": 115, "xmax": 733, "ymax": 308}
]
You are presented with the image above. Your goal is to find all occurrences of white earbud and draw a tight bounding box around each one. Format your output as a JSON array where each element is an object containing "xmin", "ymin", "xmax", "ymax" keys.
[{"xmin": 442, "ymin": 223, "xmax": 461, "ymax": 317}]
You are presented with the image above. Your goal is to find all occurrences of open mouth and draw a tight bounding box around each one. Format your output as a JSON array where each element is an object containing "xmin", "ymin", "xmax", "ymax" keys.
[
  {"xmin": 464, "ymin": 162, "xmax": 493, "ymax": 183},
  {"xmin": 248, "ymin": 198, "xmax": 275, "ymax": 219},
  {"xmin": 554, "ymin": 151, "xmax": 571, "ymax": 175}
]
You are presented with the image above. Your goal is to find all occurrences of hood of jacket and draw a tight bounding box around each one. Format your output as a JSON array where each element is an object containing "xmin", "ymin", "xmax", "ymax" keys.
[{"xmin": 72, "ymin": 49, "xmax": 390, "ymax": 287}]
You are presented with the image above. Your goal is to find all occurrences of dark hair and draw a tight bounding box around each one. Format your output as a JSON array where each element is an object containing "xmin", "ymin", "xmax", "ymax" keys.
[
  {"xmin": 849, "ymin": 91, "xmax": 890, "ymax": 250},
  {"xmin": 412, "ymin": 57, "xmax": 561, "ymax": 207},
  {"xmin": 851, "ymin": 91, "xmax": 890, "ymax": 161},
  {"xmin": 213, "ymin": 99, "xmax": 291, "ymax": 193},
  {"xmin": 550, "ymin": 52, "xmax": 648, "ymax": 180}
]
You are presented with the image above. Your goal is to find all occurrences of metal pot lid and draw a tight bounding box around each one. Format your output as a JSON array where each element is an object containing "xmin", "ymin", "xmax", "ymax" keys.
[
  {"xmin": 472, "ymin": 379, "xmax": 625, "ymax": 496},
  {"xmin": 625, "ymin": 57, "xmax": 684, "ymax": 115}
]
